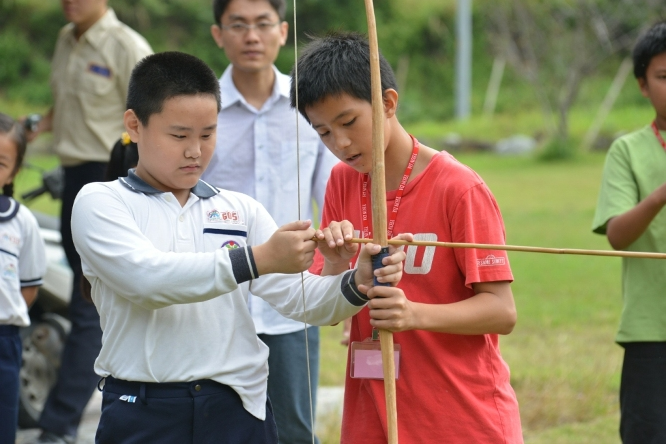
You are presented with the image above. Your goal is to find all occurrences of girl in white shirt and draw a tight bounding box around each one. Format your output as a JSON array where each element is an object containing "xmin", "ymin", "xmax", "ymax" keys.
[{"xmin": 0, "ymin": 113, "xmax": 47, "ymax": 444}]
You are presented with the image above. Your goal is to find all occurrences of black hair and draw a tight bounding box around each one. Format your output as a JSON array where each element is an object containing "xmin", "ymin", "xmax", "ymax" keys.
[
  {"xmin": 213, "ymin": 0, "xmax": 286, "ymax": 24},
  {"xmin": 126, "ymin": 51, "xmax": 221, "ymax": 126},
  {"xmin": 106, "ymin": 133, "xmax": 139, "ymax": 181},
  {"xmin": 0, "ymin": 113, "xmax": 27, "ymax": 197},
  {"xmin": 290, "ymin": 32, "xmax": 398, "ymax": 122},
  {"xmin": 633, "ymin": 21, "xmax": 666, "ymax": 79}
]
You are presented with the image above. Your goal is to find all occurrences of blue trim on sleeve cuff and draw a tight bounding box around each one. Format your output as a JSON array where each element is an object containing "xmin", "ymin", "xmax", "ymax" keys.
[
  {"xmin": 246, "ymin": 247, "xmax": 259, "ymax": 278},
  {"xmin": 20, "ymin": 277, "xmax": 43, "ymax": 287},
  {"xmin": 229, "ymin": 247, "xmax": 259, "ymax": 284},
  {"xmin": 341, "ymin": 270, "xmax": 369, "ymax": 306},
  {"xmin": 229, "ymin": 247, "xmax": 252, "ymax": 283}
]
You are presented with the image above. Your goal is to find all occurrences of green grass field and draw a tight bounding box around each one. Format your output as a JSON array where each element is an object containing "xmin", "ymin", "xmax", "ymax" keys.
[
  {"xmin": 472, "ymin": 152, "xmax": 622, "ymax": 443},
  {"xmin": 14, "ymin": 148, "xmax": 625, "ymax": 444}
]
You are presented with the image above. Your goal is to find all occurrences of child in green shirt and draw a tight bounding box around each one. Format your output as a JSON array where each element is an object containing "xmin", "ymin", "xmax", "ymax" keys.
[{"xmin": 592, "ymin": 21, "xmax": 666, "ymax": 443}]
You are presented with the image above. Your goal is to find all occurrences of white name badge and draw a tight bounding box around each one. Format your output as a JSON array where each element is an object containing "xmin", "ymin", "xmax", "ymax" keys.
[{"xmin": 350, "ymin": 339, "xmax": 401, "ymax": 380}]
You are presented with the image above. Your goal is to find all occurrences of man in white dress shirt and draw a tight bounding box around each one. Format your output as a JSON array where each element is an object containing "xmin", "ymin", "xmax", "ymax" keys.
[{"xmin": 206, "ymin": 1, "xmax": 338, "ymax": 442}]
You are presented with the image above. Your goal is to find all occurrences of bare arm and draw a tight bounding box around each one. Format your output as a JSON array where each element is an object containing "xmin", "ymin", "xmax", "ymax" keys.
[
  {"xmin": 606, "ymin": 182, "xmax": 666, "ymax": 250},
  {"xmin": 21, "ymin": 286, "xmax": 39, "ymax": 308},
  {"xmin": 366, "ymin": 281, "xmax": 517, "ymax": 335}
]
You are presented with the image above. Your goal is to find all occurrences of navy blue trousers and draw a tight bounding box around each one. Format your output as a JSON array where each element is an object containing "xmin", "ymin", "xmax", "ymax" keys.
[
  {"xmin": 0, "ymin": 325, "xmax": 20, "ymax": 444},
  {"xmin": 38, "ymin": 163, "xmax": 106, "ymax": 437},
  {"xmin": 96, "ymin": 377, "xmax": 278, "ymax": 444},
  {"xmin": 619, "ymin": 342, "xmax": 666, "ymax": 444}
]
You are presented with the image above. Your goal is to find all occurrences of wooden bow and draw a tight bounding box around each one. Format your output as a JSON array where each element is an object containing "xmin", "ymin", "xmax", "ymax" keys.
[{"xmin": 363, "ymin": 1, "xmax": 399, "ymax": 442}]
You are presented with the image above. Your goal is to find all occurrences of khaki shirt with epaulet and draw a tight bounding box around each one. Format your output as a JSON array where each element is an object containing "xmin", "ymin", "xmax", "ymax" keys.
[{"xmin": 50, "ymin": 8, "xmax": 152, "ymax": 166}]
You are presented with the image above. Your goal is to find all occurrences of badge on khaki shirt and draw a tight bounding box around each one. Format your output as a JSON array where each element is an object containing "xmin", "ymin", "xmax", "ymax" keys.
[{"xmin": 88, "ymin": 63, "xmax": 112, "ymax": 78}]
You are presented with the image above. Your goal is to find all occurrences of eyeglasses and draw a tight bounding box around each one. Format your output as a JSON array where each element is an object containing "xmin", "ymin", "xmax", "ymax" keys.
[{"xmin": 220, "ymin": 22, "xmax": 280, "ymax": 35}]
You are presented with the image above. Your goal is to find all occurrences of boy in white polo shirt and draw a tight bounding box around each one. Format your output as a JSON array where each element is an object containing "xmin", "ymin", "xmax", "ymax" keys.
[{"xmin": 71, "ymin": 51, "xmax": 407, "ymax": 444}]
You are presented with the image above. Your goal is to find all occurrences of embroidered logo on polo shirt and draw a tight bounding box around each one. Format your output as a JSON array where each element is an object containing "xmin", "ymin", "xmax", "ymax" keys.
[
  {"xmin": 207, "ymin": 209, "xmax": 222, "ymax": 222},
  {"xmin": 222, "ymin": 240, "xmax": 241, "ymax": 250},
  {"xmin": 119, "ymin": 395, "xmax": 137, "ymax": 403},
  {"xmin": 3, "ymin": 263, "xmax": 17, "ymax": 279},
  {"xmin": 2, "ymin": 233, "xmax": 20, "ymax": 246},
  {"xmin": 477, "ymin": 254, "xmax": 506, "ymax": 267},
  {"xmin": 88, "ymin": 63, "xmax": 112, "ymax": 78},
  {"xmin": 207, "ymin": 209, "xmax": 242, "ymax": 224}
]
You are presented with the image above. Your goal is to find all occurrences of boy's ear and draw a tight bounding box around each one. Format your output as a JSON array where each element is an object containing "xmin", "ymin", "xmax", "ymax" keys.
[
  {"xmin": 211, "ymin": 24, "xmax": 224, "ymax": 49},
  {"xmin": 638, "ymin": 77, "xmax": 649, "ymax": 98},
  {"xmin": 382, "ymin": 89, "xmax": 399, "ymax": 118},
  {"xmin": 124, "ymin": 110, "xmax": 141, "ymax": 143}
]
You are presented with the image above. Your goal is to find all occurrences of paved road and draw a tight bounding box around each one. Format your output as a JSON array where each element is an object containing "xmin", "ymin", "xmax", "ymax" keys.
[{"xmin": 17, "ymin": 387, "xmax": 343, "ymax": 443}]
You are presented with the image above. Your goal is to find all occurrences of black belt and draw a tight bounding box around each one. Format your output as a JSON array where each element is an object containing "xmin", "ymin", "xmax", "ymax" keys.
[
  {"xmin": 103, "ymin": 376, "xmax": 234, "ymax": 401},
  {"xmin": 0, "ymin": 325, "xmax": 19, "ymax": 335}
]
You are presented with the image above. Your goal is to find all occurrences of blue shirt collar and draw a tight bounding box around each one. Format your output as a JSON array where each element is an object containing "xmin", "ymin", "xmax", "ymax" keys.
[
  {"xmin": 119, "ymin": 169, "xmax": 219, "ymax": 199},
  {"xmin": 0, "ymin": 195, "xmax": 19, "ymax": 222}
]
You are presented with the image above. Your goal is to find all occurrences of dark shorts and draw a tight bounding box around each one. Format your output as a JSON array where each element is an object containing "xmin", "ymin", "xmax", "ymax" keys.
[
  {"xmin": 96, "ymin": 376, "xmax": 278, "ymax": 444},
  {"xmin": 619, "ymin": 342, "xmax": 666, "ymax": 444}
]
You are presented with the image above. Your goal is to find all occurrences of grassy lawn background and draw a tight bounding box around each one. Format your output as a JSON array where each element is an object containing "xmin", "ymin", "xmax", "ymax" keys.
[{"xmin": 473, "ymin": 152, "xmax": 622, "ymax": 443}]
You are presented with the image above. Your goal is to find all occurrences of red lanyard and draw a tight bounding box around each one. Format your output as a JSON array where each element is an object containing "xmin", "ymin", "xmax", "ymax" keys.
[
  {"xmin": 651, "ymin": 121, "xmax": 666, "ymax": 151},
  {"xmin": 361, "ymin": 135, "xmax": 419, "ymax": 240}
]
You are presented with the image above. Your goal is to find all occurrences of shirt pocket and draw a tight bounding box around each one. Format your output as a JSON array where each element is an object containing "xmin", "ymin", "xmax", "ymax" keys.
[
  {"xmin": 202, "ymin": 222, "xmax": 249, "ymax": 252},
  {"xmin": 280, "ymin": 141, "xmax": 317, "ymax": 191},
  {"xmin": 78, "ymin": 63, "xmax": 123, "ymax": 131},
  {"xmin": 81, "ymin": 63, "xmax": 116, "ymax": 96}
]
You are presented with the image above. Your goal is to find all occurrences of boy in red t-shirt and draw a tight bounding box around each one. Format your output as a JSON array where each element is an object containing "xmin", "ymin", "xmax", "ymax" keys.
[{"xmin": 291, "ymin": 33, "xmax": 523, "ymax": 443}]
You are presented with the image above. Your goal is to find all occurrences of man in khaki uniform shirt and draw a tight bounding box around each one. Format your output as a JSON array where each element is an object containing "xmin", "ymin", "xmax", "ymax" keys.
[{"xmin": 27, "ymin": 1, "xmax": 152, "ymax": 442}]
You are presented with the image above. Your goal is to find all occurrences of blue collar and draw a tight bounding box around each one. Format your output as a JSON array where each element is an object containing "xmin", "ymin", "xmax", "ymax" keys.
[
  {"xmin": 0, "ymin": 195, "xmax": 20, "ymax": 222},
  {"xmin": 119, "ymin": 169, "xmax": 219, "ymax": 199}
]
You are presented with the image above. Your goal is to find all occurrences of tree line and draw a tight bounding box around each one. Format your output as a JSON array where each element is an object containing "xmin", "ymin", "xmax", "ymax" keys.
[{"xmin": 1, "ymin": 0, "xmax": 665, "ymax": 145}]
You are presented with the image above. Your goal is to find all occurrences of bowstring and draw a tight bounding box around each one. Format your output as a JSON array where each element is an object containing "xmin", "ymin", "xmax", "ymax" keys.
[{"xmin": 292, "ymin": 1, "xmax": 316, "ymax": 442}]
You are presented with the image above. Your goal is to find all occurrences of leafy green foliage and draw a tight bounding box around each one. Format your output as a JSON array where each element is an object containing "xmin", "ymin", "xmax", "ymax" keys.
[
  {"xmin": 0, "ymin": 0, "xmax": 62, "ymax": 104},
  {"xmin": 0, "ymin": 0, "xmax": 463, "ymax": 121},
  {"xmin": 0, "ymin": 1, "xmax": 658, "ymax": 149},
  {"xmin": 486, "ymin": 0, "xmax": 666, "ymax": 146}
]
